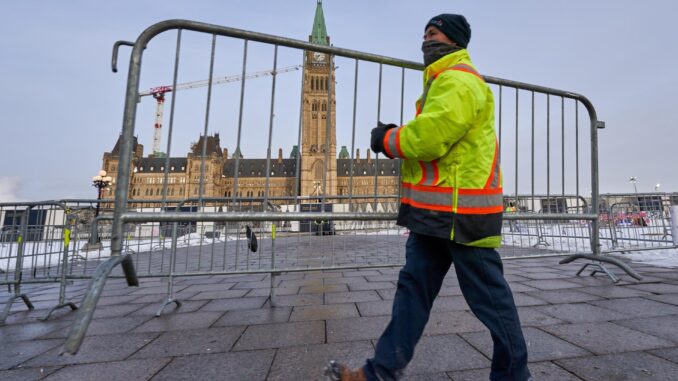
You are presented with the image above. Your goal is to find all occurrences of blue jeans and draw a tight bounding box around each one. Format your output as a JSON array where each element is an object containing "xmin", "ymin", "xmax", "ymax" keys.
[{"xmin": 363, "ymin": 233, "xmax": 531, "ymax": 381}]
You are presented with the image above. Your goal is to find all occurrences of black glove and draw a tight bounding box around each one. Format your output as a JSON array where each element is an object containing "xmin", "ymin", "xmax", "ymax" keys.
[{"xmin": 371, "ymin": 121, "xmax": 397, "ymax": 157}]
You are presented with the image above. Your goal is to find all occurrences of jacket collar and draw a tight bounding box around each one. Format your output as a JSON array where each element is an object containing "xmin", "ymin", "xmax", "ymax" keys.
[{"xmin": 423, "ymin": 49, "xmax": 471, "ymax": 82}]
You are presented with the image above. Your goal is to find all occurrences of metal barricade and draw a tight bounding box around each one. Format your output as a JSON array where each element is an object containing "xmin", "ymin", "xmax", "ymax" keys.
[{"xmin": 57, "ymin": 19, "xmax": 631, "ymax": 353}]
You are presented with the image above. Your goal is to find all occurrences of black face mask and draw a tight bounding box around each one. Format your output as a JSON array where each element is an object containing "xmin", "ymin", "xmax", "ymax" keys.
[{"xmin": 421, "ymin": 40, "xmax": 461, "ymax": 67}]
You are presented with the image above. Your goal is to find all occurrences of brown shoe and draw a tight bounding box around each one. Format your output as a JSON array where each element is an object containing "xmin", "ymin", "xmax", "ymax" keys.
[{"xmin": 324, "ymin": 361, "xmax": 367, "ymax": 381}]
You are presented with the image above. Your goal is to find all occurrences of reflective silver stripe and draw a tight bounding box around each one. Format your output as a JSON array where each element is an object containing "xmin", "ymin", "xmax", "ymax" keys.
[
  {"xmin": 402, "ymin": 186, "xmax": 453, "ymax": 207},
  {"xmin": 450, "ymin": 63, "xmax": 480, "ymax": 77},
  {"xmin": 458, "ymin": 193, "xmax": 503, "ymax": 208},
  {"xmin": 490, "ymin": 166, "xmax": 500, "ymax": 189},
  {"xmin": 385, "ymin": 126, "xmax": 404, "ymax": 158},
  {"xmin": 419, "ymin": 161, "xmax": 436, "ymax": 186}
]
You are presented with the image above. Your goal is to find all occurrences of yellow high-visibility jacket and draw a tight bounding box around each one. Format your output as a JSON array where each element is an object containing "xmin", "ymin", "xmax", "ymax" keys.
[{"xmin": 383, "ymin": 49, "xmax": 502, "ymax": 248}]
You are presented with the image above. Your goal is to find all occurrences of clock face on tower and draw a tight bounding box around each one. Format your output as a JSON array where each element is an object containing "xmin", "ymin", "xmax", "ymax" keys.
[{"xmin": 313, "ymin": 52, "xmax": 325, "ymax": 62}]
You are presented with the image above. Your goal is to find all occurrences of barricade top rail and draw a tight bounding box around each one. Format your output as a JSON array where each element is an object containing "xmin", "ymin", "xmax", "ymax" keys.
[{"xmin": 117, "ymin": 19, "xmax": 597, "ymax": 110}]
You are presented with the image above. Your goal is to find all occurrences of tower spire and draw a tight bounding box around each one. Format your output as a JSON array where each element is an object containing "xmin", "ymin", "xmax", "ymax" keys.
[{"xmin": 311, "ymin": 0, "xmax": 329, "ymax": 45}]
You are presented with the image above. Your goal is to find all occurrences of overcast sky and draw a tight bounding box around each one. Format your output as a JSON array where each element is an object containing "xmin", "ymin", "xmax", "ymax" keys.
[{"xmin": 1, "ymin": 0, "xmax": 676, "ymax": 201}]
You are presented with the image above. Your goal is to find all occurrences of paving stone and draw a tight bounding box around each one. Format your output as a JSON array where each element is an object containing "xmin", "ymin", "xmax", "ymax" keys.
[
  {"xmin": 268, "ymin": 293, "xmax": 323, "ymax": 307},
  {"xmin": 626, "ymin": 282, "xmax": 678, "ymax": 294},
  {"xmin": 327, "ymin": 316, "xmax": 390, "ymax": 343},
  {"xmin": 0, "ymin": 320, "xmax": 71, "ymax": 342},
  {"xmin": 42, "ymin": 358, "xmax": 170, "ymax": 381},
  {"xmin": 521, "ymin": 279, "xmax": 583, "ymax": 291},
  {"xmin": 213, "ymin": 306, "xmax": 291, "ymax": 326},
  {"xmin": 179, "ymin": 283, "xmax": 235, "ymax": 293},
  {"xmin": 577, "ymin": 285, "xmax": 653, "ymax": 298},
  {"xmin": 290, "ymin": 303, "xmax": 359, "ymax": 321},
  {"xmin": 437, "ymin": 286, "xmax": 464, "ymax": 297},
  {"xmin": 356, "ymin": 300, "xmax": 393, "ymax": 317},
  {"xmin": 150, "ymin": 349, "xmax": 275, "ymax": 381},
  {"xmin": 131, "ymin": 311, "xmax": 223, "ymax": 333},
  {"xmin": 129, "ymin": 299, "xmax": 209, "ymax": 316},
  {"xmin": 0, "ymin": 339, "xmax": 62, "ymax": 370},
  {"xmin": 536, "ymin": 303, "xmax": 627, "ymax": 323},
  {"xmin": 130, "ymin": 285, "xmax": 181, "ymax": 296},
  {"xmin": 133, "ymin": 326, "xmax": 245, "ymax": 358},
  {"xmin": 91, "ymin": 303, "xmax": 146, "ymax": 318},
  {"xmin": 405, "ymin": 334, "xmax": 489, "ymax": 374},
  {"xmin": 541, "ymin": 322, "xmax": 673, "ymax": 355},
  {"xmin": 506, "ymin": 283, "xmax": 541, "ymax": 292},
  {"xmin": 516, "ymin": 307, "xmax": 565, "ymax": 327},
  {"xmin": 512, "ymin": 293, "xmax": 549, "ymax": 307},
  {"xmin": 249, "ymin": 285, "xmax": 300, "ymax": 296},
  {"xmin": 365, "ymin": 275, "xmax": 398, "ymax": 282},
  {"xmin": 376, "ymin": 288, "xmax": 396, "ymax": 300},
  {"xmin": 298, "ymin": 283, "xmax": 348, "ymax": 294},
  {"xmin": 402, "ymin": 373, "xmax": 452, "ymax": 380},
  {"xmin": 188, "ymin": 289, "xmax": 249, "ymax": 300},
  {"xmin": 199, "ymin": 296, "xmax": 268, "ymax": 312},
  {"xmin": 343, "ymin": 270, "xmax": 382, "ymax": 277},
  {"xmin": 520, "ymin": 271, "xmax": 572, "ymax": 280},
  {"xmin": 40, "ymin": 316, "xmax": 153, "ymax": 339},
  {"xmin": 504, "ymin": 274, "xmax": 531, "ymax": 283},
  {"xmin": 347, "ymin": 281, "xmax": 394, "ymax": 291},
  {"xmin": 614, "ymin": 315, "xmax": 678, "ymax": 344},
  {"xmin": 556, "ymin": 352, "xmax": 678, "ymax": 381},
  {"xmin": 268, "ymin": 340, "xmax": 374, "ymax": 381},
  {"xmin": 449, "ymin": 361, "xmax": 584, "ymax": 381},
  {"xmin": 23, "ymin": 333, "xmax": 159, "ymax": 367},
  {"xmin": 649, "ymin": 347, "xmax": 678, "ymax": 364},
  {"xmin": 423, "ymin": 311, "xmax": 486, "ymax": 336},
  {"xmin": 646, "ymin": 293, "xmax": 678, "ymax": 306},
  {"xmin": 461, "ymin": 327, "xmax": 590, "ymax": 362},
  {"xmin": 3, "ymin": 308, "xmax": 76, "ymax": 325},
  {"xmin": 324, "ymin": 276, "xmax": 373, "ymax": 285},
  {"xmin": 0, "ymin": 366, "xmax": 62, "ymax": 381},
  {"xmin": 277, "ymin": 278, "xmax": 324, "ymax": 288},
  {"xmin": 233, "ymin": 320, "xmax": 325, "ymax": 350},
  {"xmin": 431, "ymin": 296, "xmax": 471, "ymax": 312},
  {"xmin": 325, "ymin": 290, "xmax": 382, "ymax": 304},
  {"xmin": 526, "ymin": 290, "xmax": 603, "ymax": 304},
  {"xmin": 589, "ymin": 297, "xmax": 678, "ymax": 318},
  {"xmin": 232, "ymin": 280, "xmax": 280, "ymax": 290}
]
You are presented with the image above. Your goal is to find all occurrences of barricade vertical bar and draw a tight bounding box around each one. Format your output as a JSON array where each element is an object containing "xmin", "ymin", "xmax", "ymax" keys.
[
  {"xmin": 575, "ymin": 103, "xmax": 580, "ymax": 211},
  {"xmin": 264, "ymin": 45, "xmax": 279, "ymax": 206},
  {"xmin": 232, "ymin": 40, "xmax": 249, "ymax": 268},
  {"xmin": 398, "ymin": 67, "xmax": 405, "ymax": 193},
  {"xmin": 374, "ymin": 63, "xmax": 383, "ymax": 210},
  {"xmin": 514, "ymin": 89, "xmax": 519, "ymax": 200},
  {"xmin": 322, "ymin": 53, "xmax": 335, "ymax": 207},
  {"xmin": 293, "ymin": 50, "xmax": 306, "ymax": 210},
  {"xmin": 42, "ymin": 213, "xmax": 78, "ymax": 320},
  {"xmin": 531, "ymin": 91, "xmax": 535, "ymax": 210},
  {"xmin": 546, "ymin": 95, "xmax": 551, "ymax": 208},
  {"xmin": 0, "ymin": 209, "xmax": 34, "ymax": 325},
  {"xmin": 348, "ymin": 59, "xmax": 359, "ymax": 210},
  {"xmin": 498, "ymin": 85, "xmax": 503, "ymax": 165},
  {"xmin": 561, "ymin": 97, "xmax": 565, "ymax": 199},
  {"xmin": 270, "ymin": 223, "xmax": 276, "ymax": 307}
]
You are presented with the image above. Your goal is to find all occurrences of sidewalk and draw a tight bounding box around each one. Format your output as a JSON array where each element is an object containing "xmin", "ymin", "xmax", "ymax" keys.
[{"xmin": 2, "ymin": 254, "xmax": 678, "ymax": 380}]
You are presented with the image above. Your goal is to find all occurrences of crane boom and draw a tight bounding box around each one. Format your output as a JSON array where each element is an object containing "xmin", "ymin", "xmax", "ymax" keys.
[{"xmin": 142, "ymin": 64, "xmax": 301, "ymax": 156}]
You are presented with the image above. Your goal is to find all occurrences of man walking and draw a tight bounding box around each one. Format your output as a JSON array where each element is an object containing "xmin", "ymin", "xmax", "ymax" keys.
[{"xmin": 326, "ymin": 14, "xmax": 531, "ymax": 381}]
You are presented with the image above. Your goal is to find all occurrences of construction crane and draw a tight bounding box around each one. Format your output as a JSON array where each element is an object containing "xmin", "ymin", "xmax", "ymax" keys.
[{"xmin": 139, "ymin": 65, "xmax": 302, "ymax": 156}]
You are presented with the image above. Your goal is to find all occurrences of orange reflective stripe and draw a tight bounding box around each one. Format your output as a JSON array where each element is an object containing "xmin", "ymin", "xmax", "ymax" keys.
[
  {"xmin": 383, "ymin": 128, "xmax": 395, "ymax": 158},
  {"xmin": 402, "ymin": 197, "xmax": 453, "ymax": 213},
  {"xmin": 457, "ymin": 205, "xmax": 504, "ymax": 214}
]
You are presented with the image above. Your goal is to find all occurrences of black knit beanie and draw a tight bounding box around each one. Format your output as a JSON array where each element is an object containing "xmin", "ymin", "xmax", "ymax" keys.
[{"xmin": 425, "ymin": 14, "xmax": 471, "ymax": 48}]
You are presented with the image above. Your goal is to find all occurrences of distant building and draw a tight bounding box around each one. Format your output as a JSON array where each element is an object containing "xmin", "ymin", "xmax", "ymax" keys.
[{"xmin": 101, "ymin": 1, "xmax": 399, "ymax": 207}]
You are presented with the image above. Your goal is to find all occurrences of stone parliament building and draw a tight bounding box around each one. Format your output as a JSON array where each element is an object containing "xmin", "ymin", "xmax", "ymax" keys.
[{"xmin": 101, "ymin": 1, "xmax": 400, "ymax": 209}]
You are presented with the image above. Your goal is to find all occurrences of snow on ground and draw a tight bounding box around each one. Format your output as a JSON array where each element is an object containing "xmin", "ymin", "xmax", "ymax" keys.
[{"xmin": 616, "ymin": 248, "xmax": 678, "ymax": 268}]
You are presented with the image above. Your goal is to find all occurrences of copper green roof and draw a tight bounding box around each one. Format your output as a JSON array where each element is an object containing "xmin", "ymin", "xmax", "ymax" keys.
[{"xmin": 310, "ymin": 0, "xmax": 329, "ymax": 45}]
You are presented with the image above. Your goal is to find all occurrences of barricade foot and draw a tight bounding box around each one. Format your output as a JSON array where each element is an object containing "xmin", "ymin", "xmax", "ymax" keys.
[
  {"xmin": 41, "ymin": 302, "xmax": 78, "ymax": 321},
  {"xmin": 575, "ymin": 262, "xmax": 620, "ymax": 283},
  {"xmin": 62, "ymin": 254, "xmax": 136, "ymax": 355},
  {"xmin": 155, "ymin": 298, "xmax": 181, "ymax": 317},
  {"xmin": 0, "ymin": 294, "xmax": 35, "ymax": 325},
  {"xmin": 560, "ymin": 253, "xmax": 642, "ymax": 282}
]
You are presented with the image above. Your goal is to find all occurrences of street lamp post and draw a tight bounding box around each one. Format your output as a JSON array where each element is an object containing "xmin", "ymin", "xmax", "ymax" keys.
[
  {"xmin": 629, "ymin": 176, "xmax": 638, "ymax": 195},
  {"xmin": 92, "ymin": 170, "xmax": 112, "ymax": 219}
]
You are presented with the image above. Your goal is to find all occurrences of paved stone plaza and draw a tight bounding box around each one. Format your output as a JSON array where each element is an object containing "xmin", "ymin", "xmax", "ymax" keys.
[{"xmin": 2, "ymin": 249, "xmax": 678, "ymax": 380}]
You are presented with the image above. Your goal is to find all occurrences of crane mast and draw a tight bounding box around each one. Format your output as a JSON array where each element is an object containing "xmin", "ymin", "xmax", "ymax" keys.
[{"xmin": 139, "ymin": 65, "xmax": 302, "ymax": 156}]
